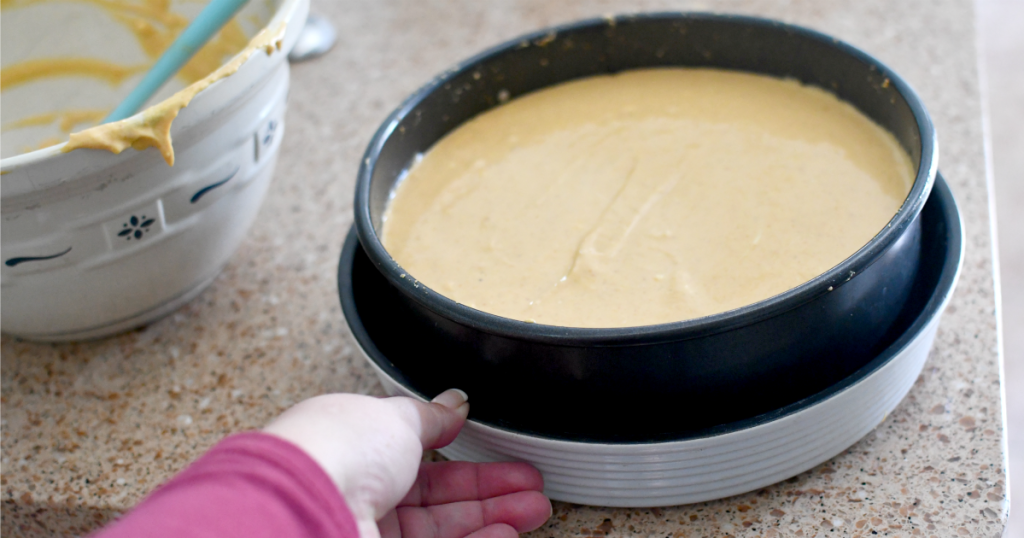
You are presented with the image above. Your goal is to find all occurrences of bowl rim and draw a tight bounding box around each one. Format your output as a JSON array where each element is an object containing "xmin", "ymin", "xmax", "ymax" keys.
[
  {"xmin": 340, "ymin": 173, "xmax": 963, "ymax": 444},
  {"xmin": 353, "ymin": 11, "xmax": 939, "ymax": 346},
  {"xmin": 0, "ymin": 0, "xmax": 307, "ymax": 172}
]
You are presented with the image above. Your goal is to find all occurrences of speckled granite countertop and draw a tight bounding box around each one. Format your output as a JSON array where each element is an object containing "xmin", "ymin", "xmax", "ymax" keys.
[{"xmin": 0, "ymin": 1, "xmax": 1008, "ymax": 536}]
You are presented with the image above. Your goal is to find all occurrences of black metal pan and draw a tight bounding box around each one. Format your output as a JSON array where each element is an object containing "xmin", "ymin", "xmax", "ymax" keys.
[{"xmin": 347, "ymin": 13, "xmax": 938, "ymax": 441}]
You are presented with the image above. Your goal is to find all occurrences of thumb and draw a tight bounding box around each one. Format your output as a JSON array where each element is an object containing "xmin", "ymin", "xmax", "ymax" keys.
[{"xmin": 391, "ymin": 389, "xmax": 469, "ymax": 450}]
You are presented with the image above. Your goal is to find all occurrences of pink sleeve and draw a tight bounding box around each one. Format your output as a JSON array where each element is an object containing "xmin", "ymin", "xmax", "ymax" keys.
[{"xmin": 92, "ymin": 432, "xmax": 360, "ymax": 538}]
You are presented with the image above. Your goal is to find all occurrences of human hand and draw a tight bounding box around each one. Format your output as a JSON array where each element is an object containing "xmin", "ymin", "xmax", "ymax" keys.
[{"xmin": 263, "ymin": 390, "xmax": 551, "ymax": 538}]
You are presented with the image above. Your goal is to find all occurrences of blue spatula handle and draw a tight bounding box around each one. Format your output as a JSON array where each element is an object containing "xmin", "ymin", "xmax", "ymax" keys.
[{"xmin": 104, "ymin": 0, "xmax": 250, "ymax": 123}]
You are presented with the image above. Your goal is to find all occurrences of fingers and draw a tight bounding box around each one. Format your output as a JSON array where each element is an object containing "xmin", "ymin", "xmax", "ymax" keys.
[
  {"xmin": 400, "ymin": 461, "xmax": 544, "ymax": 507},
  {"xmin": 377, "ymin": 509, "xmax": 400, "ymax": 538},
  {"xmin": 480, "ymin": 491, "xmax": 551, "ymax": 532},
  {"xmin": 391, "ymin": 389, "xmax": 470, "ymax": 450},
  {"xmin": 432, "ymin": 388, "xmax": 469, "ymax": 409},
  {"xmin": 464, "ymin": 524, "xmax": 519, "ymax": 538},
  {"xmin": 394, "ymin": 491, "xmax": 552, "ymax": 538},
  {"xmin": 382, "ymin": 517, "xmax": 518, "ymax": 538},
  {"xmin": 424, "ymin": 389, "xmax": 470, "ymax": 448}
]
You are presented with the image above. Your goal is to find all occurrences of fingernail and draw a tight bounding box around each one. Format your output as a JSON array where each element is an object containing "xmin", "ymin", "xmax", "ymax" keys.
[{"xmin": 431, "ymin": 388, "xmax": 469, "ymax": 409}]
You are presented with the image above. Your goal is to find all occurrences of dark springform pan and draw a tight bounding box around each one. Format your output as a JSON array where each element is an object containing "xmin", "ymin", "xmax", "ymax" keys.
[
  {"xmin": 348, "ymin": 13, "xmax": 939, "ymax": 442},
  {"xmin": 340, "ymin": 173, "xmax": 961, "ymax": 443}
]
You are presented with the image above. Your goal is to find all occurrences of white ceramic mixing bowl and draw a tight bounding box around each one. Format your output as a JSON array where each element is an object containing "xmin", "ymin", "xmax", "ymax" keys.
[{"xmin": 1, "ymin": 0, "xmax": 309, "ymax": 341}]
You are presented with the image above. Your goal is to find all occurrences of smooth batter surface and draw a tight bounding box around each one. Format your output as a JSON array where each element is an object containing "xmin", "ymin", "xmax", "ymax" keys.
[{"xmin": 382, "ymin": 68, "xmax": 914, "ymax": 328}]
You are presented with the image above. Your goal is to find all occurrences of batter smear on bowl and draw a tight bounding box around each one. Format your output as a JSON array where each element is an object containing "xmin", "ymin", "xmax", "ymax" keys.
[
  {"xmin": 0, "ymin": 0, "xmax": 283, "ymax": 163},
  {"xmin": 381, "ymin": 68, "xmax": 915, "ymax": 328}
]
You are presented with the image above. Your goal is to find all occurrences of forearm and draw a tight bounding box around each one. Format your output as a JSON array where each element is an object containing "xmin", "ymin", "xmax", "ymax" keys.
[{"xmin": 92, "ymin": 432, "xmax": 359, "ymax": 538}]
